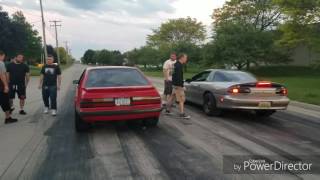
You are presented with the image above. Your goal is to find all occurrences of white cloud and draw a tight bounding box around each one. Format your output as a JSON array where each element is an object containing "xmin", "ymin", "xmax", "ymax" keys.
[{"xmin": 1, "ymin": 0, "xmax": 226, "ymax": 59}]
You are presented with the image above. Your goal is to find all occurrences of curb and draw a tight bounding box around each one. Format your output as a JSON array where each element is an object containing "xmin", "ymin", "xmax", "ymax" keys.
[{"xmin": 289, "ymin": 101, "xmax": 320, "ymax": 112}]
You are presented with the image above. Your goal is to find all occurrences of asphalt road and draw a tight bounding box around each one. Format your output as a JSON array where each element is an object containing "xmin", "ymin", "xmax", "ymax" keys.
[{"xmin": 0, "ymin": 64, "xmax": 320, "ymax": 180}]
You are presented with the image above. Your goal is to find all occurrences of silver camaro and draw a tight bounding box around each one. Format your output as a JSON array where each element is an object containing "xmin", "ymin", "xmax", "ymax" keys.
[{"xmin": 184, "ymin": 69, "xmax": 290, "ymax": 117}]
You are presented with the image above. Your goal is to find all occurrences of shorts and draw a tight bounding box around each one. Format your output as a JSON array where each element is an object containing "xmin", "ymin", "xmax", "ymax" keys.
[
  {"xmin": 9, "ymin": 84, "xmax": 26, "ymax": 99},
  {"xmin": 172, "ymin": 86, "xmax": 185, "ymax": 103},
  {"xmin": 0, "ymin": 92, "xmax": 11, "ymax": 112},
  {"xmin": 164, "ymin": 80, "xmax": 173, "ymax": 95}
]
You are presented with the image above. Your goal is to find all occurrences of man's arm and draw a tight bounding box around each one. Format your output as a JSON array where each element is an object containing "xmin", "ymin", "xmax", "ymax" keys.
[
  {"xmin": 25, "ymin": 73, "xmax": 30, "ymax": 86},
  {"xmin": 0, "ymin": 73, "xmax": 9, "ymax": 93},
  {"xmin": 57, "ymin": 75, "xmax": 61, "ymax": 90},
  {"xmin": 38, "ymin": 74, "xmax": 43, "ymax": 89},
  {"xmin": 163, "ymin": 61, "xmax": 170, "ymax": 81}
]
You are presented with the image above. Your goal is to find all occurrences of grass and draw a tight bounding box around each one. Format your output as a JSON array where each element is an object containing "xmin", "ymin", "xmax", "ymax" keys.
[{"xmin": 143, "ymin": 66, "xmax": 320, "ymax": 105}]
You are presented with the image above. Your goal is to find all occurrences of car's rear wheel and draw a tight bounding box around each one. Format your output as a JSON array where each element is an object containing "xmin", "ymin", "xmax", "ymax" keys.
[
  {"xmin": 203, "ymin": 93, "xmax": 222, "ymax": 116},
  {"xmin": 143, "ymin": 117, "xmax": 159, "ymax": 127},
  {"xmin": 75, "ymin": 110, "xmax": 90, "ymax": 132},
  {"xmin": 255, "ymin": 110, "xmax": 275, "ymax": 117}
]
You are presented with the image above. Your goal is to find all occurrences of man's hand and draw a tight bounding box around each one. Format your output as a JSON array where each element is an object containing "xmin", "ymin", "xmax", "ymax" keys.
[
  {"xmin": 4, "ymin": 86, "xmax": 9, "ymax": 93},
  {"xmin": 38, "ymin": 85, "xmax": 42, "ymax": 90},
  {"xmin": 57, "ymin": 86, "xmax": 61, "ymax": 91}
]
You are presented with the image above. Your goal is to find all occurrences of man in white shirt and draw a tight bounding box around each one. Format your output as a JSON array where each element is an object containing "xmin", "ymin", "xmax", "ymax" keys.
[{"xmin": 162, "ymin": 52, "xmax": 177, "ymax": 105}]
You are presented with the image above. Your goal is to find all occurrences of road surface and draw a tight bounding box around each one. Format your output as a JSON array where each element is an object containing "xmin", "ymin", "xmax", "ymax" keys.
[{"xmin": 0, "ymin": 64, "xmax": 319, "ymax": 180}]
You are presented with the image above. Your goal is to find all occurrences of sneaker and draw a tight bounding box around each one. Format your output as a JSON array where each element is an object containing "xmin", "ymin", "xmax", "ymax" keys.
[
  {"xmin": 44, "ymin": 107, "xmax": 49, "ymax": 114},
  {"xmin": 51, "ymin": 110, "xmax": 57, "ymax": 116},
  {"xmin": 19, "ymin": 110, "xmax": 27, "ymax": 115},
  {"xmin": 5, "ymin": 117, "xmax": 18, "ymax": 124},
  {"xmin": 180, "ymin": 113, "xmax": 191, "ymax": 119},
  {"xmin": 164, "ymin": 110, "xmax": 173, "ymax": 115}
]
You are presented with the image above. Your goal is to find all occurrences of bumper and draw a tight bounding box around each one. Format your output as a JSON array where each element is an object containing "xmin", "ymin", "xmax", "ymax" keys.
[
  {"xmin": 77, "ymin": 106, "xmax": 162, "ymax": 122},
  {"xmin": 217, "ymin": 95, "xmax": 290, "ymax": 110}
]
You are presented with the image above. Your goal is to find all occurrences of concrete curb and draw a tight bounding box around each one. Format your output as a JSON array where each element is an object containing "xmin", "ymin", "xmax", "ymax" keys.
[{"xmin": 289, "ymin": 101, "xmax": 320, "ymax": 112}]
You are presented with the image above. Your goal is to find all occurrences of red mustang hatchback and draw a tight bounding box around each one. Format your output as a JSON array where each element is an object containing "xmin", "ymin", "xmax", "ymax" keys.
[{"xmin": 74, "ymin": 66, "xmax": 162, "ymax": 132}]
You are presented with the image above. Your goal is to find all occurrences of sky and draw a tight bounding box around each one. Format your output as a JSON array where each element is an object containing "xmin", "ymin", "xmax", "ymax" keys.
[{"xmin": 1, "ymin": 0, "xmax": 226, "ymax": 59}]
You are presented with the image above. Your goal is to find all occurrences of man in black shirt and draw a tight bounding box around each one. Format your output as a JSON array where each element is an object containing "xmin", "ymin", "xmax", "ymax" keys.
[
  {"xmin": 38, "ymin": 55, "xmax": 61, "ymax": 116},
  {"xmin": 166, "ymin": 53, "xmax": 191, "ymax": 119},
  {"xmin": 6, "ymin": 53, "xmax": 30, "ymax": 115}
]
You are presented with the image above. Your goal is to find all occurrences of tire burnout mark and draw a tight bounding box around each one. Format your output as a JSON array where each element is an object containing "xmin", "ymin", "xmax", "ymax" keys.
[
  {"xmin": 33, "ymin": 77, "xmax": 99, "ymax": 180},
  {"xmin": 129, "ymin": 125, "xmax": 224, "ymax": 180}
]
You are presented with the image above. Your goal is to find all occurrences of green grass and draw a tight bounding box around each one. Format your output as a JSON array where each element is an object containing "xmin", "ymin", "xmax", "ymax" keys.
[{"xmin": 143, "ymin": 66, "xmax": 320, "ymax": 105}]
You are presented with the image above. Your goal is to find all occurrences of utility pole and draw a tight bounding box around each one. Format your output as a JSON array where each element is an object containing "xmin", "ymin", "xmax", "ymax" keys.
[
  {"xmin": 39, "ymin": 0, "xmax": 47, "ymax": 64},
  {"xmin": 50, "ymin": 20, "xmax": 62, "ymax": 64}
]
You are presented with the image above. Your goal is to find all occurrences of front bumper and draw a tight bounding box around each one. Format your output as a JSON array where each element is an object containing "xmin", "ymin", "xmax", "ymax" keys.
[{"xmin": 217, "ymin": 95, "xmax": 290, "ymax": 110}]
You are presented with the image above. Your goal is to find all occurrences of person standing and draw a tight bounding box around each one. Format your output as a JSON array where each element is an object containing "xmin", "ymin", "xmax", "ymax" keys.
[
  {"xmin": 0, "ymin": 50, "xmax": 18, "ymax": 124},
  {"xmin": 6, "ymin": 53, "xmax": 30, "ymax": 115},
  {"xmin": 38, "ymin": 55, "xmax": 61, "ymax": 116},
  {"xmin": 166, "ymin": 53, "xmax": 190, "ymax": 119},
  {"xmin": 162, "ymin": 52, "xmax": 176, "ymax": 105}
]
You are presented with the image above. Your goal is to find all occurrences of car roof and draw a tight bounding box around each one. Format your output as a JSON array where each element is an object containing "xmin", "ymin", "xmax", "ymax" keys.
[
  {"xmin": 85, "ymin": 66, "xmax": 138, "ymax": 71},
  {"xmin": 205, "ymin": 69, "xmax": 247, "ymax": 73}
]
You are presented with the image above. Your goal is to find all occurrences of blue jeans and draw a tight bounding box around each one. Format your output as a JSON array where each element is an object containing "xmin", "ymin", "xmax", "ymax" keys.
[{"xmin": 42, "ymin": 86, "xmax": 57, "ymax": 110}]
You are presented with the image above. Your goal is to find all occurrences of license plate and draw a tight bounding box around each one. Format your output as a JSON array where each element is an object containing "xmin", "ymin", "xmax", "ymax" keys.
[
  {"xmin": 258, "ymin": 102, "xmax": 271, "ymax": 108},
  {"xmin": 115, "ymin": 98, "xmax": 131, "ymax": 106}
]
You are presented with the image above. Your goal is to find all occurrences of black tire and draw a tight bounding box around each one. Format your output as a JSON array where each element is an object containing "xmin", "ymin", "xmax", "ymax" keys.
[
  {"xmin": 255, "ymin": 110, "xmax": 275, "ymax": 117},
  {"xmin": 75, "ymin": 110, "xmax": 90, "ymax": 132},
  {"xmin": 143, "ymin": 117, "xmax": 159, "ymax": 127},
  {"xmin": 203, "ymin": 93, "xmax": 222, "ymax": 116}
]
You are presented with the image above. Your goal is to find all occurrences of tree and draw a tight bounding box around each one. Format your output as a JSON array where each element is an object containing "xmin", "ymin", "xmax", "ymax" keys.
[
  {"xmin": 274, "ymin": 0, "xmax": 320, "ymax": 51},
  {"xmin": 82, "ymin": 49, "xmax": 95, "ymax": 64},
  {"xmin": 206, "ymin": 0, "xmax": 291, "ymax": 69}
]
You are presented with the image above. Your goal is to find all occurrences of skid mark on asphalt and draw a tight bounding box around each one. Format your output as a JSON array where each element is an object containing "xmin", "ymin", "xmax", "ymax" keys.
[
  {"xmin": 116, "ymin": 125, "xmax": 171, "ymax": 180},
  {"xmin": 130, "ymin": 124, "xmax": 225, "ymax": 180}
]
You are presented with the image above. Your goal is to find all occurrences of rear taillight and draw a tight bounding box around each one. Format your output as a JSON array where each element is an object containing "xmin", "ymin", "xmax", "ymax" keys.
[
  {"xmin": 132, "ymin": 96, "xmax": 161, "ymax": 105},
  {"xmin": 80, "ymin": 98, "xmax": 114, "ymax": 108},
  {"xmin": 276, "ymin": 87, "xmax": 288, "ymax": 96},
  {"xmin": 228, "ymin": 86, "xmax": 251, "ymax": 94},
  {"xmin": 256, "ymin": 81, "xmax": 272, "ymax": 88}
]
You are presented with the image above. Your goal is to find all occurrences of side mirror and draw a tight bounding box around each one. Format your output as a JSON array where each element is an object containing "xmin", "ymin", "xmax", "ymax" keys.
[
  {"xmin": 73, "ymin": 80, "xmax": 79, "ymax": 84},
  {"xmin": 185, "ymin": 79, "xmax": 192, "ymax": 83}
]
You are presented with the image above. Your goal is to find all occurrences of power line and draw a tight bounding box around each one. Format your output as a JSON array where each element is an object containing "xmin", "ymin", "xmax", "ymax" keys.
[
  {"xmin": 39, "ymin": 0, "xmax": 48, "ymax": 63},
  {"xmin": 50, "ymin": 20, "xmax": 62, "ymax": 64}
]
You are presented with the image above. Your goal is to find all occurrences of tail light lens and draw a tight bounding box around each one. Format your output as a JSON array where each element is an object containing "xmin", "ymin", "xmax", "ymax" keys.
[
  {"xmin": 228, "ymin": 86, "xmax": 251, "ymax": 94},
  {"xmin": 256, "ymin": 81, "xmax": 272, "ymax": 88},
  {"xmin": 276, "ymin": 87, "xmax": 288, "ymax": 96},
  {"xmin": 132, "ymin": 96, "xmax": 161, "ymax": 105},
  {"xmin": 80, "ymin": 98, "xmax": 114, "ymax": 108}
]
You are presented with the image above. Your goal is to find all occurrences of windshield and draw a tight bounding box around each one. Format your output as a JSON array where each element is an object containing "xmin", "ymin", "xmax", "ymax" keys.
[
  {"xmin": 212, "ymin": 71, "xmax": 257, "ymax": 82},
  {"xmin": 85, "ymin": 68, "xmax": 149, "ymax": 87}
]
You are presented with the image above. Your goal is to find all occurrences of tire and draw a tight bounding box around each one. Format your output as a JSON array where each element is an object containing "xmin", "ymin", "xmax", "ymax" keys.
[
  {"xmin": 143, "ymin": 117, "xmax": 159, "ymax": 127},
  {"xmin": 255, "ymin": 110, "xmax": 275, "ymax": 117},
  {"xmin": 75, "ymin": 110, "xmax": 90, "ymax": 132},
  {"xmin": 203, "ymin": 93, "xmax": 222, "ymax": 116}
]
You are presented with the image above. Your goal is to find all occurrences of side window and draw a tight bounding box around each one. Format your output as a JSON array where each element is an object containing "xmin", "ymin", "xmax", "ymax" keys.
[
  {"xmin": 78, "ymin": 70, "xmax": 86, "ymax": 85},
  {"xmin": 192, "ymin": 71, "xmax": 211, "ymax": 82},
  {"xmin": 213, "ymin": 72, "xmax": 228, "ymax": 82}
]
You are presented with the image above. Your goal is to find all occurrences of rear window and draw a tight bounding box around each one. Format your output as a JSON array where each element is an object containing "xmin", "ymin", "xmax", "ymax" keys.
[
  {"xmin": 212, "ymin": 71, "xmax": 256, "ymax": 82},
  {"xmin": 85, "ymin": 68, "xmax": 149, "ymax": 88}
]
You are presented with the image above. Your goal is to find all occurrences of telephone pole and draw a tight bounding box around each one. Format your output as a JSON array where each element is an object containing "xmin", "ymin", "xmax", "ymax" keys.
[
  {"xmin": 50, "ymin": 20, "xmax": 62, "ymax": 64},
  {"xmin": 64, "ymin": 41, "xmax": 69, "ymax": 63},
  {"xmin": 39, "ymin": 0, "xmax": 47, "ymax": 64}
]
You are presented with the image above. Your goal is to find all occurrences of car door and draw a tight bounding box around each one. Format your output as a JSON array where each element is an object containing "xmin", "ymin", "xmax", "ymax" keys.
[{"xmin": 186, "ymin": 71, "xmax": 211, "ymax": 105}]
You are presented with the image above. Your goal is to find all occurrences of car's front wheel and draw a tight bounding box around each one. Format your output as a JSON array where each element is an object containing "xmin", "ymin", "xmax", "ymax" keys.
[
  {"xmin": 75, "ymin": 110, "xmax": 90, "ymax": 132},
  {"xmin": 255, "ymin": 110, "xmax": 276, "ymax": 117},
  {"xmin": 203, "ymin": 93, "xmax": 222, "ymax": 116},
  {"xmin": 143, "ymin": 117, "xmax": 159, "ymax": 127}
]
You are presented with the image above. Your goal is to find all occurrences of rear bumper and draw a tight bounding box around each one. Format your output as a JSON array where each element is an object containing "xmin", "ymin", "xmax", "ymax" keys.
[
  {"xmin": 217, "ymin": 95, "xmax": 290, "ymax": 110},
  {"xmin": 77, "ymin": 107, "xmax": 162, "ymax": 122}
]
